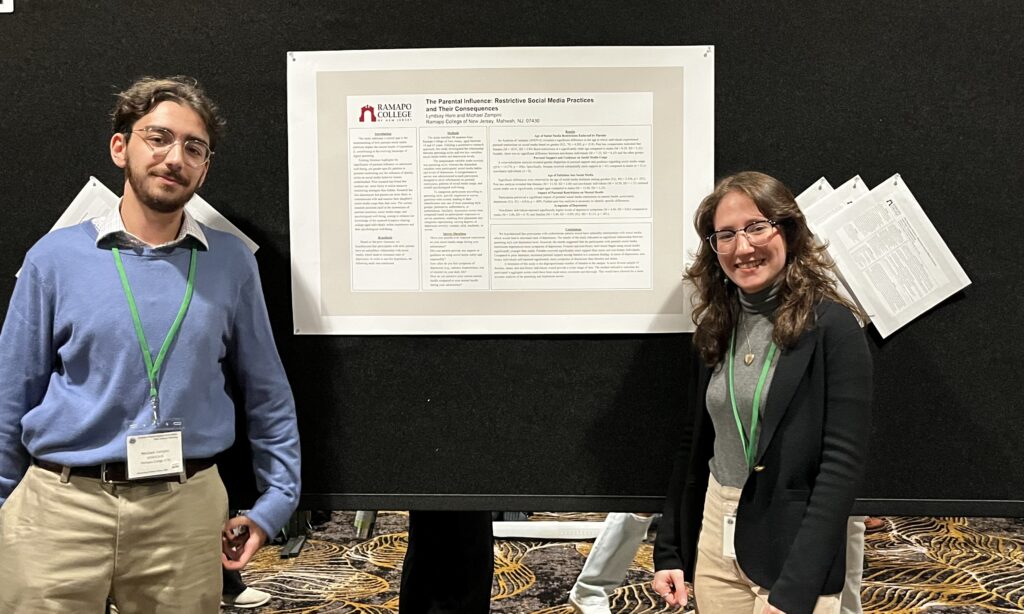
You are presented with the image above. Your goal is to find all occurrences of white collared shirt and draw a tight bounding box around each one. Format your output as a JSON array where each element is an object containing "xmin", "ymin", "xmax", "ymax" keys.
[{"xmin": 93, "ymin": 203, "xmax": 208, "ymax": 250}]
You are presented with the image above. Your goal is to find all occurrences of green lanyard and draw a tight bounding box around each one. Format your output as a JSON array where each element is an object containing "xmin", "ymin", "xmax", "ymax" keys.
[
  {"xmin": 113, "ymin": 247, "xmax": 197, "ymax": 424},
  {"xmin": 727, "ymin": 326, "xmax": 778, "ymax": 470}
]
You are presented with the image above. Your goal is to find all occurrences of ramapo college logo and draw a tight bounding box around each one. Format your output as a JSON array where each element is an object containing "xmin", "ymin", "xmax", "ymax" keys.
[{"xmin": 358, "ymin": 102, "xmax": 413, "ymax": 124}]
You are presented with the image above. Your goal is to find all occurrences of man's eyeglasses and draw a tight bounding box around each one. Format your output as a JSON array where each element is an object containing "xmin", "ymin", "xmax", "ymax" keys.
[
  {"xmin": 707, "ymin": 219, "xmax": 778, "ymax": 254},
  {"xmin": 130, "ymin": 127, "xmax": 213, "ymax": 168}
]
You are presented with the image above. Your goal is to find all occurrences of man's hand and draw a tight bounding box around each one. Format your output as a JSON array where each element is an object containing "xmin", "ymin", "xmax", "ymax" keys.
[
  {"xmin": 652, "ymin": 569, "xmax": 688, "ymax": 608},
  {"xmin": 221, "ymin": 515, "xmax": 269, "ymax": 570},
  {"xmin": 763, "ymin": 604, "xmax": 787, "ymax": 614}
]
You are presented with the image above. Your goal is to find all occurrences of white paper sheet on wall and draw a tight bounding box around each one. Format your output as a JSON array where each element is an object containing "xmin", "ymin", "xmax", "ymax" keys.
[
  {"xmin": 795, "ymin": 177, "xmax": 869, "ymax": 325},
  {"xmin": 816, "ymin": 174, "xmax": 970, "ymax": 338},
  {"xmin": 795, "ymin": 177, "xmax": 834, "ymax": 209},
  {"xmin": 800, "ymin": 175, "xmax": 870, "ymax": 234}
]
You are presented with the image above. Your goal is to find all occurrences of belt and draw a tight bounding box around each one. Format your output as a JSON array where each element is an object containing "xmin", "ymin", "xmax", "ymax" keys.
[{"xmin": 33, "ymin": 458, "xmax": 215, "ymax": 484}]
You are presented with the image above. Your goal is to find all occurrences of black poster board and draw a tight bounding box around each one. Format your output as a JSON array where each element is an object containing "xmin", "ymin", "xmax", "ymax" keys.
[{"xmin": 1, "ymin": 1, "xmax": 1021, "ymax": 515}]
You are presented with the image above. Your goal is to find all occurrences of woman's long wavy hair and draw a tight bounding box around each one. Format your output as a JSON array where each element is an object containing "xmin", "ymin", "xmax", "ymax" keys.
[{"xmin": 686, "ymin": 171, "xmax": 863, "ymax": 366}]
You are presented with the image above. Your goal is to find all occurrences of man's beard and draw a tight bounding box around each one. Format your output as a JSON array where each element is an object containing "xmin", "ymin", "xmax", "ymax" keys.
[{"xmin": 125, "ymin": 154, "xmax": 196, "ymax": 214}]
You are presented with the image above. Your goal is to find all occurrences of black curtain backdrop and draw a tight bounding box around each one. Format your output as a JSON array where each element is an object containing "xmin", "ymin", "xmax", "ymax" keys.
[{"xmin": 1, "ymin": 1, "xmax": 1020, "ymax": 514}]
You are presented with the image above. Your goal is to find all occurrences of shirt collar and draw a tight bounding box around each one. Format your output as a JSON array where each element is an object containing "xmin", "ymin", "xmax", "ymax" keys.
[{"xmin": 93, "ymin": 203, "xmax": 209, "ymax": 250}]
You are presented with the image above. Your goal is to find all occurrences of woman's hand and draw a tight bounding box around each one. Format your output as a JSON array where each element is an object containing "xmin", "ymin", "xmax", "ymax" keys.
[
  {"xmin": 762, "ymin": 604, "xmax": 787, "ymax": 614},
  {"xmin": 652, "ymin": 569, "xmax": 688, "ymax": 607}
]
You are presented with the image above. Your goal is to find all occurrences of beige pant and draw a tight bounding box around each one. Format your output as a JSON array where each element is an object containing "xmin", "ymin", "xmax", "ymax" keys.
[
  {"xmin": 693, "ymin": 474, "xmax": 840, "ymax": 614},
  {"xmin": 0, "ymin": 464, "xmax": 228, "ymax": 614}
]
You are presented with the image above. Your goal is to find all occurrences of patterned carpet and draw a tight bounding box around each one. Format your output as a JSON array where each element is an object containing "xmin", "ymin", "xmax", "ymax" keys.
[{"xmin": 227, "ymin": 512, "xmax": 1024, "ymax": 613}]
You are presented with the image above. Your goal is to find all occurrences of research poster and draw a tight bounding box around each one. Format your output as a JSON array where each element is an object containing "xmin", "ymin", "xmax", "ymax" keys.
[{"xmin": 287, "ymin": 46, "xmax": 713, "ymax": 334}]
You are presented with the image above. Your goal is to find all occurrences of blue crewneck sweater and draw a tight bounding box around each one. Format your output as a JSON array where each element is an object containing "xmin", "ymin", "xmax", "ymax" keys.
[{"xmin": 0, "ymin": 220, "xmax": 300, "ymax": 537}]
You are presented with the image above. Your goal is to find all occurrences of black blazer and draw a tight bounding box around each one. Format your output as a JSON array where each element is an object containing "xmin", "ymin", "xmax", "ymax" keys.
[{"xmin": 654, "ymin": 301, "xmax": 873, "ymax": 614}]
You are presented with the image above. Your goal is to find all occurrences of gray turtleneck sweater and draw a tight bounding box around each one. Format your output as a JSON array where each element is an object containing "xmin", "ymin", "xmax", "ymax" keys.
[{"xmin": 707, "ymin": 282, "xmax": 782, "ymax": 488}]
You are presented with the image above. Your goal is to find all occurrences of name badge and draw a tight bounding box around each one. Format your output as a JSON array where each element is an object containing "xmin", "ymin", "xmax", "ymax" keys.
[
  {"xmin": 722, "ymin": 513, "xmax": 737, "ymax": 559},
  {"xmin": 126, "ymin": 430, "xmax": 184, "ymax": 479}
]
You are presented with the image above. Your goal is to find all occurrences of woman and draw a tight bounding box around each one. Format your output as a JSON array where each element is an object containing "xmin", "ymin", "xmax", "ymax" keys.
[{"xmin": 652, "ymin": 172, "xmax": 872, "ymax": 614}]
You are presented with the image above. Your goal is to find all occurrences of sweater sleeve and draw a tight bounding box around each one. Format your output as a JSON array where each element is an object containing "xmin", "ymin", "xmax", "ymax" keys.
[
  {"xmin": 769, "ymin": 306, "xmax": 873, "ymax": 614},
  {"xmin": 0, "ymin": 260, "xmax": 55, "ymax": 506},
  {"xmin": 225, "ymin": 256, "xmax": 301, "ymax": 537}
]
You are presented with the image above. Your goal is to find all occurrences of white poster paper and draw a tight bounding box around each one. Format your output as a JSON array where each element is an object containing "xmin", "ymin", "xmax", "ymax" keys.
[{"xmin": 287, "ymin": 46, "xmax": 714, "ymax": 334}]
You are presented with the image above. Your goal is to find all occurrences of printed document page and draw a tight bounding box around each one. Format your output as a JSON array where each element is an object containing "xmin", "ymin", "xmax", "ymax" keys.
[
  {"xmin": 800, "ymin": 175, "xmax": 869, "ymax": 234},
  {"xmin": 796, "ymin": 176, "xmax": 869, "ymax": 323},
  {"xmin": 817, "ymin": 174, "xmax": 970, "ymax": 338}
]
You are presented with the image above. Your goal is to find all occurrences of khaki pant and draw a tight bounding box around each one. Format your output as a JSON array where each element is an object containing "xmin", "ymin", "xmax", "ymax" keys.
[
  {"xmin": 0, "ymin": 464, "xmax": 228, "ymax": 614},
  {"xmin": 693, "ymin": 474, "xmax": 840, "ymax": 614}
]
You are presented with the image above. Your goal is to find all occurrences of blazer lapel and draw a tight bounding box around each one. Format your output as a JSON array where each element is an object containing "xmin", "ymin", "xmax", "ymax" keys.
[{"xmin": 755, "ymin": 327, "xmax": 815, "ymax": 460}]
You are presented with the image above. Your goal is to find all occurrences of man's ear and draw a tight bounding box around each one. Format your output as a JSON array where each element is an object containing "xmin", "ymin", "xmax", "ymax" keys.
[
  {"xmin": 196, "ymin": 161, "xmax": 209, "ymax": 189},
  {"xmin": 110, "ymin": 132, "xmax": 128, "ymax": 169}
]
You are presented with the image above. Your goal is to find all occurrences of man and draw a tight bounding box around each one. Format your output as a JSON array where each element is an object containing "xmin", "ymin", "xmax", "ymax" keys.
[{"xmin": 0, "ymin": 76, "xmax": 300, "ymax": 613}]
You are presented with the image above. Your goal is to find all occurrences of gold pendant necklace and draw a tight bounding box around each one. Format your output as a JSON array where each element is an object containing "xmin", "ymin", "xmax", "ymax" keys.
[{"xmin": 742, "ymin": 314, "xmax": 755, "ymax": 366}]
